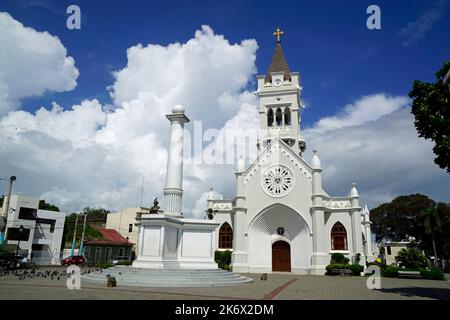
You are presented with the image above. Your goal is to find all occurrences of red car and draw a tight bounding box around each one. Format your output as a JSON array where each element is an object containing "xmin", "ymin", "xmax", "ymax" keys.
[{"xmin": 61, "ymin": 255, "xmax": 85, "ymax": 266}]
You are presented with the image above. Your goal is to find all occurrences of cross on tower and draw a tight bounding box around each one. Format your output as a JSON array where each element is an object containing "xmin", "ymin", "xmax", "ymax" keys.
[{"xmin": 273, "ymin": 28, "xmax": 284, "ymax": 43}]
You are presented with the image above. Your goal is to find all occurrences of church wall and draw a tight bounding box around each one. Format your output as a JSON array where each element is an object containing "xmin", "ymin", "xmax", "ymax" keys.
[
  {"xmin": 242, "ymin": 147, "xmax": 313, "ymax": 232},
  {"xmin": 246, "ymin": 204, "xmax": 312, "ymax": 273},
  {"xmin": 212, "ymin": 212, "xmax": 233, "ymax": 250},
  {"xmin": 324, "ymin": 212, "xmax": 354, "ymax": 258}
]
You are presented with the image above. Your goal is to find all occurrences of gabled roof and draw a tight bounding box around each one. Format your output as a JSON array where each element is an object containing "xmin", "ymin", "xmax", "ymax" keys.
[
  {"xmin": 242, "ymin": 137, "xmax": 313, "ymax": 184},
  {"xmin": 265, "ymin": 42, "xmax": 291, "ymax": 83},
  {"xmin": 84, "ymin": 228, "xmax": 133, "ymax": 246}
]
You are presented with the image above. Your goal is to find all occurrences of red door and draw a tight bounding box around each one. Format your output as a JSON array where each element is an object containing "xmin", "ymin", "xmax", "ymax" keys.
[{"xmin": 272, "ymin": 241, "xmax": 291, "ymax": 272}]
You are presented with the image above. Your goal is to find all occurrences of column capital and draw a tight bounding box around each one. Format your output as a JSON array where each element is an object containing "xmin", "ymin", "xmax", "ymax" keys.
[{"xmin": 166, "ymin": 113, "xmax": 190, "ymax": 124}]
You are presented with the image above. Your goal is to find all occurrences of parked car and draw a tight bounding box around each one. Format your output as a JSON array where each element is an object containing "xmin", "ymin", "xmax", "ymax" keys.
[
  {"xmin": 61, "ymin": 255, "xmax": 85, "ymax": 266},
  {"xmin": 112, "ymin": 256, "xmax": 130, "ymax": 265}
]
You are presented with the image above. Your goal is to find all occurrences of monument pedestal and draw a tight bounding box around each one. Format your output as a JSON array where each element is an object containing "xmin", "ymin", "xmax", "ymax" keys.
[{"xmin": 133, "ymin": 214, "xmax": 220, "ymax": 270}]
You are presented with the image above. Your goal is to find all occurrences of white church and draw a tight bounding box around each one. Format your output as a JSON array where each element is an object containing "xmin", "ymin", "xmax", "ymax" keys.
[{"xmin": 130, "ymin": 29, "xmax": 374, "ymax": 276}]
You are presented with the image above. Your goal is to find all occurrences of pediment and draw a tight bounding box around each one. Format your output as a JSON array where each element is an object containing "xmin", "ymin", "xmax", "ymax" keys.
[{"xmin": 243, "ymin": 138, "xmax": 312, "ymax": 185}]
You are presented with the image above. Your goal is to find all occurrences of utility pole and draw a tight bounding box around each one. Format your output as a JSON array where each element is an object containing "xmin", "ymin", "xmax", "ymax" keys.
[
  {"xmin": 0, "ymin": 176, "xmax": 17, "ymax": 245},
  {"xmin": 79, "ymin": 213, "xmax": 87, "ymax": 256},
  {"xmin": 70, "ymin": 214, "xmax": 79, "ymax": 257}
]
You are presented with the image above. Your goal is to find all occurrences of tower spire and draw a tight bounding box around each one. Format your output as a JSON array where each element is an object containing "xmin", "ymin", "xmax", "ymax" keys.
[{"xmin": 265, "ymin": 28, "xmax": 291, "ymax": 83}]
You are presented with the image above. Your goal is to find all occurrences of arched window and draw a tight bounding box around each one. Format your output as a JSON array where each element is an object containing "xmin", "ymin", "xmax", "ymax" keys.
[
  {"xmin": 331, "ymin": 222, "xmax": 347, "ymax": 250},
  {"xmin": 284, "ymin": 107, "xmax": 291, "ymax": 125},
  {"xmin": 219, "ymin": 222, "xmax": 233, "ymax": 249},
  {"xmin": 276, "ymin": 108, "xmax": 283, "ymax": 126},
  {"xmin": 267, "ymin": 109, "xmax": 274, "ymax": 127}
]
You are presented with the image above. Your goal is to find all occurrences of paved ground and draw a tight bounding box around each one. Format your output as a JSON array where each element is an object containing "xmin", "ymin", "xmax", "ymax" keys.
[{"xmin": 0, "ymin": 268, "xmax": 449, "ymax": 300}]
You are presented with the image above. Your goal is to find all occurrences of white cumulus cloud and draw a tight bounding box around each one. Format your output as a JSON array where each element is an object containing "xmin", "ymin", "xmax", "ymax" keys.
[{"xmin": 0, "ymin": 12, "xmax": 79, "ymax": 115}]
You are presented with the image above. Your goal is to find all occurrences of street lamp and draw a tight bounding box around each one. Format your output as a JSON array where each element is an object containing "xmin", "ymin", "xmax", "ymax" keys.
[
  {"xmin": 125, "ymin": 236, "xmax": 133, "ymax": 261},
  {"xmin": 1, "ymin": 176, "xmax": 17, "ymax": 245},
  {"xmin": 15, "ymin": 224, "xmax": 24, "ymax": 257}
]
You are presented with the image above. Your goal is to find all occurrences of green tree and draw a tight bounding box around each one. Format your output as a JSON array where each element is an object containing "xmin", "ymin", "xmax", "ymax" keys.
[
  {"xmin": 38, "ymin": 200, "xmax": 60, "ymax": 212},
  {"xmin": 81, "ymin": 207, "xmax": 110, "ymax": 224},
  {"xmin": 370, "ymin": 194, "xmax": 450, "ymax": 259},
  {"xmin": 409, "ymin": 61, "xmax": 450, "ymax": 173},
  {"xmin": 420, "ymin": 206, "xmax": 442, "ymax": 267},
  {"xmin": 61, "ymin": 213, "xmax": 104, "ymax": 249},
  {"xmin": 370, "ymin": 194, "xmax": 434, "ymax": 242},
  {"xmin": 395, "ymin": 248, "xmax": 427, "ymax": 269}
]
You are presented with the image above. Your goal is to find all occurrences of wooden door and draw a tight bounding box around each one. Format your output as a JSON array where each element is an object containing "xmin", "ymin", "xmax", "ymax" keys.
[{"xmin": 272, "ymin": 241, "xmax": 291, "ymax": 272}]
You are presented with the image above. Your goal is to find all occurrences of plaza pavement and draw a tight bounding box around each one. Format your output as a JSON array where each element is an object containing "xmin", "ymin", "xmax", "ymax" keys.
[{"xmin": 0, "ymin": 268, "xmax": 449, "ymax": 300}]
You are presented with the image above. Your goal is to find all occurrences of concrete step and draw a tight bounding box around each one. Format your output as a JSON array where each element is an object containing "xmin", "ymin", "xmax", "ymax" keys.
[{"xmin": 82, "ymin": 267, "xmax": 252, "ymax": 287}]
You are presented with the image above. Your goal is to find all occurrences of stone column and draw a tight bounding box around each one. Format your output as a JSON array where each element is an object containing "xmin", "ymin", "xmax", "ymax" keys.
[
  {"xmin": 363, "ymin": 205, "xmax": 374, "ymax": 261},
  {"xmin": 231, "ymin": 158, "xmax": 248, "ymax": 273},
  {"xmin": 350, "ymin": 183, "xmax": 365, "ymax": 265},
  {"xmin": 310, "ymin": 150, "xmax": 329, "ymax": 274},
  {"xmin": 164, "ymin": 105, "xmax": 190, "ymax": 216}
]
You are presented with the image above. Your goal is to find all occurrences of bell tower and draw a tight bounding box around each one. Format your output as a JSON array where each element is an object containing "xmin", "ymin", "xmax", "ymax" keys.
[{"xmin": 256, "ymin": 28, "xmax": 306, "ymax": 155}]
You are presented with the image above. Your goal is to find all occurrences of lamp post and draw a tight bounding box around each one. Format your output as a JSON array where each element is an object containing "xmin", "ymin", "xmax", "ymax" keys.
[
  {"xmin": 0, "ymin": 176, "xmax": 16, "ymax": 245},
  {"xmin": 15, "ymin": 224, "xmax": 24, "ymax": 257},
  {"xmin": 126, "ymin": 236, "xmax": 130, "ymax": 261}
]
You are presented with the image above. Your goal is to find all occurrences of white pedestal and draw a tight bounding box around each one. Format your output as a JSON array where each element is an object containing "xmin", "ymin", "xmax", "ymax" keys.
[{"xmin": 133, "ymin": 214, "xmax": 220, "ymax": 270}]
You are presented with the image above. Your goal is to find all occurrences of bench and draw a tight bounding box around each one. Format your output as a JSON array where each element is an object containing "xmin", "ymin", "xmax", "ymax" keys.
[
  {"xmin": 398, "ymin": 271, "xmax": 422, "ymax": 279},
  {"xmin": 331, "ymin": 269, "xmax": 353, "ymax": 276}
]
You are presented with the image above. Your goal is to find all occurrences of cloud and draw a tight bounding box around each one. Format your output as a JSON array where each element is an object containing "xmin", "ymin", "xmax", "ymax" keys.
[
  {"xmin": 303, "ymin": 96, "xmax": 450, "ymax": 208},
  {"xmin": 109, "ymin": 25, "xmax": 257, "ymax": 129},
  {"xmin": 0, "ymin": 14, "xmax": 448, "ymax": 219},
  {"xmin": 398, "ymin": 0, "xmax": 449, "ymax": 47},
  {"xmin": 0, "ymin": 22, "xmax": 259, "ymax": 215},
  {"xmin": 306, "ymin": 94, "xmax": 410, "ymax": 134},
  {"xmin": 0, "ymin": 12, "xmax": 79, "ymax": 115}
]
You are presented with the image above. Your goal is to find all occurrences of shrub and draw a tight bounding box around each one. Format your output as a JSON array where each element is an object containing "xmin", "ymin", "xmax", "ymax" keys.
[
  {"xmin": 382, "ymin": 266, "xmax": 400, "ymax": 278},
  {"xmin": 117, "ymin": 260, "xmax": 131, "ymax": 266},
  {"xmin": 325, "ymin": 263, "xmax": 362, "ymax": 276},
  {"xmin": 330, "ymin": 253, "xmax": 350, "ymax": 265},
  {"xmin": 215, "ymin": 250, "xmax": 232, "ymax": 270},
  {"xmin": 395, "ymin": 248, "xmax": 427, "ymax": 269},
  {"xmin": 420, "ymin": 268, "xmax": 445, "ymax": 281},
  {"xmin": 349, "ymin": 264, "xmax": 364, "ymax": 275},
  {"xmin": 95, "ymin": 263, "xmax": 113, "ymax": 269}
]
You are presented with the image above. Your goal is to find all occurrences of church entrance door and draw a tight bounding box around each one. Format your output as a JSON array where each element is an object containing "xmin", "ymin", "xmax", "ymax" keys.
[{"xmin": 272, "ymin": 241, "xmax": 291, "ymax": 272}]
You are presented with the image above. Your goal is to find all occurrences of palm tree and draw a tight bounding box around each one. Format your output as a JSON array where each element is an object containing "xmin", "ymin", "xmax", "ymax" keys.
[{"xmin": 420, "ymin": 206, "xmax": 442, "ymax": 267}]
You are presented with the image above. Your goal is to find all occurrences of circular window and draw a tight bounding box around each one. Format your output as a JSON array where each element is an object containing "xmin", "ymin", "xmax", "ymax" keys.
[{"xmin": 261, "ymin": 165, "xmax": 294, "ymax": 198}]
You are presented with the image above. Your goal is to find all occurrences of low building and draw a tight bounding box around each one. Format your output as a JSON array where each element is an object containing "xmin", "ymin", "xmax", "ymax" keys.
[
  {"xmin": 84, "ymin": 228, "xmax": 133, "ymax": 265},
  {"xmin": 106, "ymin": 207, "xmax": 140, "ymax": 253},
  {"xmin": 2, "ymin": 195, "xmax": 66, "ymax": 265},
  {"xmin": 379, "ymin": 241, "xmax": 410, "ymax": 265}
]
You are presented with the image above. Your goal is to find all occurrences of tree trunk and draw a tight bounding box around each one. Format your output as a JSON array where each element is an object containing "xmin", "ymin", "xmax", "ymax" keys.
[{"xmin": 431, "ymin": 232, "xmax": 438, "ymax": 268}]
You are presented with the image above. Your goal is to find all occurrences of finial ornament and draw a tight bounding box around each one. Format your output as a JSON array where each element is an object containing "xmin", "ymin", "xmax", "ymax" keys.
[{"xmin": 273, "ymin": 28, "xmax": 284, "ymax": 43}]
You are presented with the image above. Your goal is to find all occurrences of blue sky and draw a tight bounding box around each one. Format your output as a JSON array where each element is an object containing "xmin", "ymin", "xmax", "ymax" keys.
[
  {"xmin": 2, "ymin": 0, "xmax": 449, "ymax": 125},
  {"xmin": 0, "ymin": 0, "xmax": 449, "ymax": 213}
]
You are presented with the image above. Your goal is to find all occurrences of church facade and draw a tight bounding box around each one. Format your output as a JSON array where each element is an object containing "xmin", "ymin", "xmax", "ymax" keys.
[{"xmin": 207, "ymin": 31, "xmax": 374, "ymax": 275}]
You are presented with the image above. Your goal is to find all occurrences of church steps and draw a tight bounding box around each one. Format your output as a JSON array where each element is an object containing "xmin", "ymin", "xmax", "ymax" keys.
[{"xmin": 82, "ymin": 267, "xmax": 253, "ymax": 287}]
